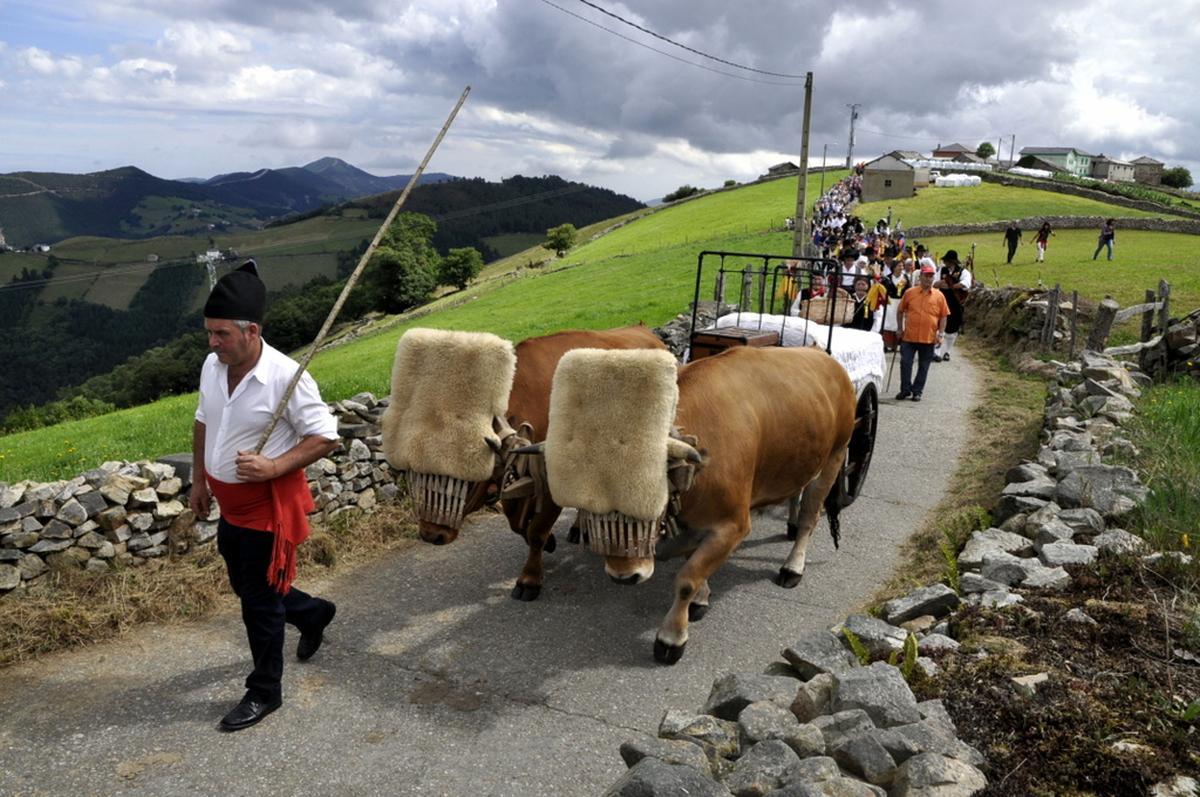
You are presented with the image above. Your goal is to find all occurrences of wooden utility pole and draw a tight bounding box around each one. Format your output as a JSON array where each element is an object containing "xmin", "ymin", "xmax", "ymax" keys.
[
  {"xmin": 845, "ymin": 103, "xmax": 860, "ymax": 168},
  {"xmin": 792, "ymin": 71, "xmax": 814, "ymax": 258}
]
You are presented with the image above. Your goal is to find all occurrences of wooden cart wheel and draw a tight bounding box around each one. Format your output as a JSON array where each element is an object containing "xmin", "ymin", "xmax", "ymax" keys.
[{"xmin": 836, "ymin": 384, "xmax": 878, "ymax": 509}]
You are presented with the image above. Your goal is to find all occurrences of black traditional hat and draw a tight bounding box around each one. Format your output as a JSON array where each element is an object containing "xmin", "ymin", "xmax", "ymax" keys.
[
  {"xmin": 943, "ymin": 249, "xmax": 960, "ymax": 263},
  {"xmin": 204, "ymin": 259, "xmax": 265, "ymax": 323}
]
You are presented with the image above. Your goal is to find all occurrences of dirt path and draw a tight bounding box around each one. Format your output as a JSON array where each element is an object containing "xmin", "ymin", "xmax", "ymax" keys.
[{"xmin": 0, "ymin": 355, "xmax": 979, "ymax": 797}]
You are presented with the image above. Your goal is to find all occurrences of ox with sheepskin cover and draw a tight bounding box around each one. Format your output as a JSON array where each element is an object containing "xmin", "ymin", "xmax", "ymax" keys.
[
  {"xmin": 545, "ymin": 348, "xmax": 692, "ymax": 559},
  {"xmin": 381, "ymin": 328, "xmax": 517, "ymax": 529}
]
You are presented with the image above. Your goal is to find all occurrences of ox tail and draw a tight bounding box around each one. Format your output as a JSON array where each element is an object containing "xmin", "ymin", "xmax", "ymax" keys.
[{"xmin": 823, "ymin": 487, "xmax": 842, "ymax": 549}]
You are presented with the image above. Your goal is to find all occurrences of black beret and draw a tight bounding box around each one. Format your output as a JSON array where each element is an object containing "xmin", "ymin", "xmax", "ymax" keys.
[{"xmin": 204, "ymin": 260, "xmax": 265, "ymax": 323}]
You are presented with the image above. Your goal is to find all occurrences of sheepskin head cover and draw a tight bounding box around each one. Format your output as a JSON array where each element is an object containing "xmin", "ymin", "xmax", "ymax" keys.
[
  {"xmin": 381, "ymin": 328, "xmax": 516, "ymax": 482},
  {"xmin": 545, "ymin": 348, "xmax": 678, "ymax": 522}
]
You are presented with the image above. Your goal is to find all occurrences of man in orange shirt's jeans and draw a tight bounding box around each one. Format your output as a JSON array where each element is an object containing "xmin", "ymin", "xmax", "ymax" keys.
[{"xmin": 894, "ymin": 260, "xmax": 949, "ymax": 402}]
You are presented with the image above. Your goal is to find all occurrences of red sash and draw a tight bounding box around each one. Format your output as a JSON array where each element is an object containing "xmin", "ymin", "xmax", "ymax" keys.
[{"xmin": 208, "ymin": 469, "xmax": 314, "ymax": 595}]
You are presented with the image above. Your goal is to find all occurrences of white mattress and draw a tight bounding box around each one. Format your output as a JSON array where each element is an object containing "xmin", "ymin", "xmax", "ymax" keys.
[{"xmin": 705, "ymin": 312, "xmax": 885, "ymax": 397}]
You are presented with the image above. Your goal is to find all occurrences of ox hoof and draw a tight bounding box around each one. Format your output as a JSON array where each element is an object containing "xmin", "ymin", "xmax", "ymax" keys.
[
  {"xmin": 543, "ymin": 533, "xmax": 557, "ymax": 554},
  {"xmin": 786, "ymin": 522, "xmax": 799, "ymax": 541},
  {"xmin": 510, "ymin": 582, "xmax": 542, "ymax": 602},
  {"xmin": 567, "ymin": 526, "xmax": 581, "ymax": 545},
  {"xmin": 775, "ymin": 568, "xmax": 804, "ymax": 589},
  {"xmin": 653, "ymin": 638, "xmax": 687, "ymax": 665},
  {"xmin": 688, "ymin": 602, "xmax": 710, "ymax": 622}
]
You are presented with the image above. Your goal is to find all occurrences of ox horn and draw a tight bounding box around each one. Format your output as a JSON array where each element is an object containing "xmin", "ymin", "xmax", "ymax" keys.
[
  {"xmin": 511, "ymin": 442, "xmax": 545, "ymax": 456},
  {"xmin": 485, "ymin": 435, "xmax": 504, "ymax": 454}
]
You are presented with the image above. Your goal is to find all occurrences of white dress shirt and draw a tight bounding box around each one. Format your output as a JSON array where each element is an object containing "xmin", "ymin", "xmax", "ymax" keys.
[{"xmin": 195, "ymin": 340, "xmax": 338, "ymax": 483}]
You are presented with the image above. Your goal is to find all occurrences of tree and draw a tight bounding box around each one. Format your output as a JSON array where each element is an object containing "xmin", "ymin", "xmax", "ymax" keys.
[
  {"xmin": 542, "ymin": 223, "xmax": 577, "ymax": 258},
  {"xmin": 1161, "ymin": 167, "xmax": 1193, "ymax": 189},
  {"xmin": 439, "ymin": 247, "xmax": 484, "ymax": 290},
  {"xmin": 365, "ymin": 212, "xmax": 440, "ymax": 313},
  {"xmin": 723, "ymin": 179, "xmax": 738, "ymax": 188},
  {"xmin": 975, "ymin": 142, "xmax": 995, "ymax": 160}
]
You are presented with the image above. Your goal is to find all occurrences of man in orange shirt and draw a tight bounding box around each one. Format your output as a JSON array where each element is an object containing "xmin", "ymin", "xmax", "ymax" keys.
[{"xmin": 894, "ymin": 260, "xmax": 949, "ymax": 402}]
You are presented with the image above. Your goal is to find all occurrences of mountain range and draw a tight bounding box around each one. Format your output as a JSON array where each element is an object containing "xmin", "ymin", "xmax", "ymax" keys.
[{"xmin": 0, "ymin": 158, "xmax": 453, "ymax": 247}]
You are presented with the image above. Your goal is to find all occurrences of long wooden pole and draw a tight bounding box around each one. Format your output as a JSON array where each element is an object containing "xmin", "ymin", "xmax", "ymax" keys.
[
  {"xmin": 254, "ymin": 86, "xmax": 471, "ymax": 453},
  {"xmin": 792, "ymin": 72, "xmax": 813, "ymax": 258}
]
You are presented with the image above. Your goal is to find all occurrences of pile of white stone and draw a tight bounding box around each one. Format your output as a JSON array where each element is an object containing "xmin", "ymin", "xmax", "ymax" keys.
[
  {"xmin": 0, "ymin": 392, "xmax": 401, "ymax": 597},
  {"xmin": 602, "ymin": 349, "xmax": 1195, "ymax": 796}
]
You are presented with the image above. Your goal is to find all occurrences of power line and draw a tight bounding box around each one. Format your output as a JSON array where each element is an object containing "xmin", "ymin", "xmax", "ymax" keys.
[
  {"xmin": 856, "ymin": 127, "xmax": 997, "ymax": 145},
  {"xmin": 573, "ymin": 0, "xmax": 807, "ymax": 79},
  {"xmin": 535, "ymin": 0, "xmax": 805, "ymax": 86}
]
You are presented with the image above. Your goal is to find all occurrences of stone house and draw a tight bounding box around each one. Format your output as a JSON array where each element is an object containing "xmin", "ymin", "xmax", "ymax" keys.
[
  {"xmin": 931, "ymin": 142, "xmax": 973, "ymax": 159},
  {"xmin": 862, "ymin": 154, "xmax": 918, "ymax": 202},
  {"xmin": 1090, "ymin": 155, "xmax": 1135, "ymax": 183},
  {"xmin": 1132, "ymin": 156, "xmax": 1163, "ymax": 186}
]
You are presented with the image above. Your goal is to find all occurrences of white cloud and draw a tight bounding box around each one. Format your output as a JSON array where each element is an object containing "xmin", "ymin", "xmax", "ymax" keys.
[{"xmin": 157, "ymin": 22, "xmax": 252, "ymax": 61}]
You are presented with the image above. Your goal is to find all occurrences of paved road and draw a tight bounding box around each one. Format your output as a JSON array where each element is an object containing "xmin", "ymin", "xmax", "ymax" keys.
[{"xmin": 0, "ymin": 355, "xmax": 978, "ymax": 797}]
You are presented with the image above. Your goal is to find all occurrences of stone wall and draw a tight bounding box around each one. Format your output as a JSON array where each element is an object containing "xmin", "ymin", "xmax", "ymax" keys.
[
  {"xmin": 905, "ymin": 215, "xmax": 1200, "ymax": 239},
  {"xmin": 0, "ymin": 392, "xmax": 399, "ymax": 598},
  {"xmin": 979, "ymin": 171, "xmax": 1200, "ymax": 220},
  {"xmin": 600, "ymin": 342, "xmax": 1194, "ymax": 797}
]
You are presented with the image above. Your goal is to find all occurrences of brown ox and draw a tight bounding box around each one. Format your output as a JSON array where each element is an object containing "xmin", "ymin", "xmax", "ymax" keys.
[
  {"xmin": 569, "ymin": 345, "xmax": 855, "ymax": 664},
  {"xmin": 414, "ymin": 325, "xmax": 666, "ymax": 601}
]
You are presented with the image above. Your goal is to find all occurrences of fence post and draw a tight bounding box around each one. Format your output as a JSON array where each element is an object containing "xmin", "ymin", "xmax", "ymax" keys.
[
  {"xmin": 1086, "ymin": 298, "xmax": 1120, "ymax": 351},
  {"xmin": 1141, "ymin": 288, "xmax": 1155, "ymax": 342},
  {"xmin": 756, "ymin": 265, "xmax": 768, "ymax": 314},
  {"xmin": 740, "ymin": 269, "xmax": 754, "ymax": 311},
  {"xmin": 1069, "ymin": 290, "xmax": 1079, "ymax": 358},
  {"xmin": 714, "ymin": 270, "xmax": 726, "ymax": 304},
  {"xmin": 1158, "ymin": 279, "xmax": 1171, "ymax": 334},
  {"xmin": 1044, "ymin": 283, "xmax": 1061, "ymax": 348}
]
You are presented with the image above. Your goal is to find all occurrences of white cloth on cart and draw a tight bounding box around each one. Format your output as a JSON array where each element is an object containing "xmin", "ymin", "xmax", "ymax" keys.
[{"xmin": 708, "ymin": 312, "xmax": 885, "ymax": 397}]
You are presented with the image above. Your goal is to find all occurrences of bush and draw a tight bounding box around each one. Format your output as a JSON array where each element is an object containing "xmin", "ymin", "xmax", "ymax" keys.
[
  {"xmin": 1161, "ymin": 167, "xmax": 1193, "ymax": 189},
  {"xmin": 664, "ymin": 185, "xmax": 701, "ymax": 203},
  {"xmin": 2, "ymin": 395, "xmax": 117, "ymax": 433}
]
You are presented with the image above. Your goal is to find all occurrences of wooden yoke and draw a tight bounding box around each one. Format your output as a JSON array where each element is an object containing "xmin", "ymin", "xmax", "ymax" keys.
[{"xmin": 252, "ymin": 86, "xmax": 472, "ymax": 454}]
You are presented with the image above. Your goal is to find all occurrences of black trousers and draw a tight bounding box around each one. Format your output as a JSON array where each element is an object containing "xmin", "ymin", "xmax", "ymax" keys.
[
  {"xmin": 900, "ymin": 341, "xmax": 936, "ymax": 396},
  {"xmin": 1006, "ymin": 241, "xmax": 1018, "ymax": 263},
  {"xmin": 217, "ymin": 518, "xmax": 327, "ymax": 702}
]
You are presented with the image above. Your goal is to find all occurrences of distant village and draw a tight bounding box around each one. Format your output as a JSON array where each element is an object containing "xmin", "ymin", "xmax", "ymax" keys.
[{"xmin": 764, "ymin": 143, "xmax": 1170, "ymax": 205}]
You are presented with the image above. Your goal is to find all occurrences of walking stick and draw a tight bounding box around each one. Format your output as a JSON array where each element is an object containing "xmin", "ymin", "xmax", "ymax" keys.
[
  {"xmin": 253, "ymin": 86, "xmax": 472, "ymax": 454},
  {"xmin": 885, "ymin": 344, "xmax": 900, "ymax": 392}
]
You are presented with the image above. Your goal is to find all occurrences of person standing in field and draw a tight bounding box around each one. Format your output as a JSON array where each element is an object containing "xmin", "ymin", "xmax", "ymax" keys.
[
  {"xmin": 1035, "ymin": 221, "xmax": 1054, "ymax": 262},
  {"xmin": 1093, "ymin": 218, "xmax": 1116, "ymax": 261},
  {"xmin": 894, "ymin": 260, "xmax": 950, "ymax": 402},
  {"xmin": 1003, "ymin": 220, "xmax": 1022, "ymax": 264},
  {"xmin": 190, "ymin": 260, "xmax": 341, "ymax": 732}
]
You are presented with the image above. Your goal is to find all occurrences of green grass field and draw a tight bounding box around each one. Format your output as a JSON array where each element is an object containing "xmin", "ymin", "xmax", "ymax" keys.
[
  {"xmin": 919, "ymin": 228, "xmax": 1200, "ymax": 308},
  {"xmin": 4, "ymin": 173, "xmax": 1200, "ymax": 483},
  {"xmin": 857, "ymin": 182, "xmax": 1181, "ymax": 228}
]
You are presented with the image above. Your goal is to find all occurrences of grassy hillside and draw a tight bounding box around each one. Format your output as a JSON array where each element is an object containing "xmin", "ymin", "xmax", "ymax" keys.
[
  {"xmin": 4, "ymin": 172, "xmax": 1200, "ymax": 483},
  {"xmin": 12, "ymin": 213, "xmax": 379, "ymax": 310}
]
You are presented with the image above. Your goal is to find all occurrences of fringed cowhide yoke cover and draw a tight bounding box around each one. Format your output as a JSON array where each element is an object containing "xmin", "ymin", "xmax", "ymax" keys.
[
  {"xmin": 381, "ymin": 328, "xmax": 516, "ymax": 483},
  {"xmin": 545, "ymin": 348, "xmax": 678, "ymax": 522}
]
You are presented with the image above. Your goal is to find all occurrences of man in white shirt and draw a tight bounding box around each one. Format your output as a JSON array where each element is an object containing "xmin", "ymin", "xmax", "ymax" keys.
[{"xmin": 189, "ymin": 261, "xmax": 340, "ymax": 732}]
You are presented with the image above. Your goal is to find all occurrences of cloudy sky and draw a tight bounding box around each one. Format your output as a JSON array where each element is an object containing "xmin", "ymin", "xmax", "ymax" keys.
[{"xmin": 2, "ymin": 0, "xmax": 1197, "ymax": 201}]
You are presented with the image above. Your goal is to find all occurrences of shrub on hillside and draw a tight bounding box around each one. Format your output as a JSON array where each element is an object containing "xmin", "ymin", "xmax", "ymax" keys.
[
  {"xmin": 364, "ymin": 212, "xmax": 440, "ymax": 313},
  {"xmin": 663, "ymin": 185, "xmax": 701, "ymax": 203},
  {"xmin": 1, "ymin": 395, "xmax": 117, "ymax": 434},
  {"xmin": 541, "ymin": 223, "xmax": 577, "ymax": 258}
]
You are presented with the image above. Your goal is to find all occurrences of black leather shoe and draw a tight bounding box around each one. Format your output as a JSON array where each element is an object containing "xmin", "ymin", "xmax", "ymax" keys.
[
  {"xmin": 219, "ymin": 696, "xmax": 281, "ymax": 732},
  {"xmin": 297, "ymin": 600, "xmax": 336, "ymax": 661},
  {"xmin": 911, "ymin": 394, "xmax": 923, "ymax": 402},
  {"xmin": 894, "ymin": 391, "xmax": 911, "ymax": 401}
]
